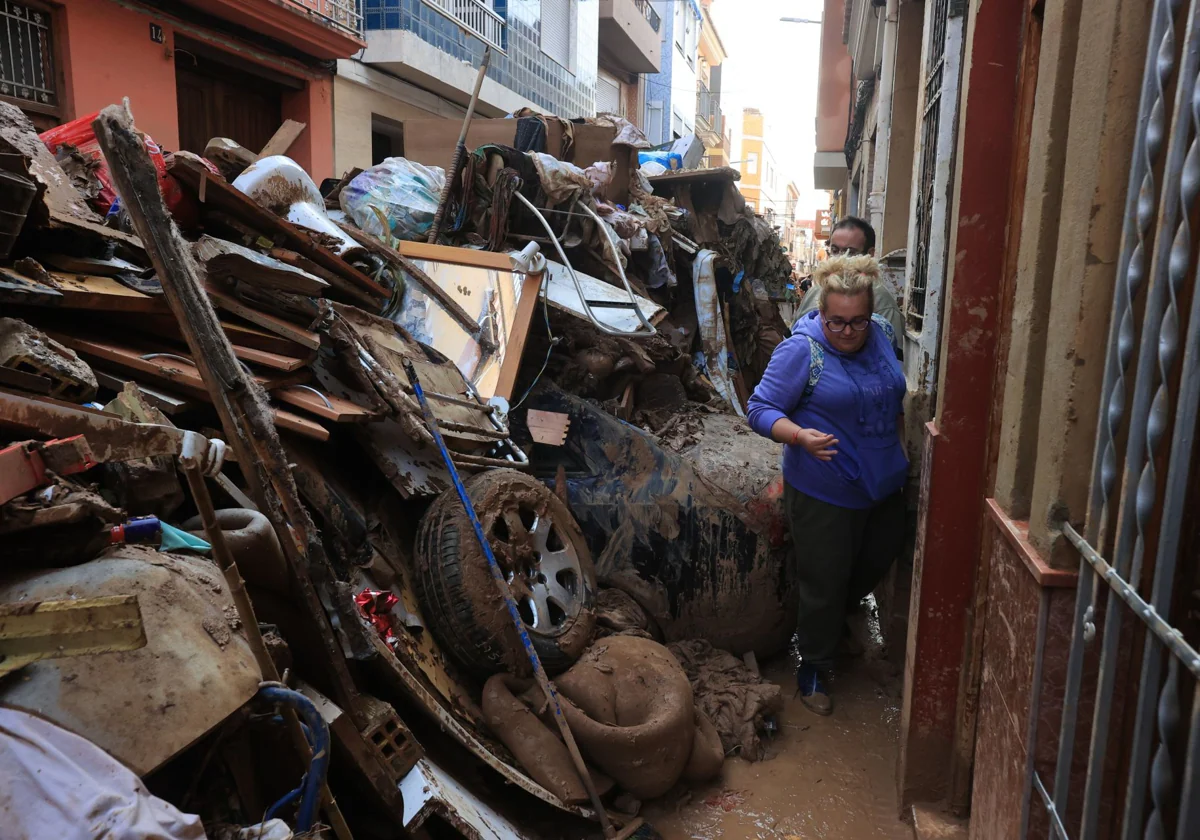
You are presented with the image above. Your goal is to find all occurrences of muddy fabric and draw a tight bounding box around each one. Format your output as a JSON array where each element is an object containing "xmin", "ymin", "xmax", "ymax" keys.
[
  {"xmin": 785, "ymin": 484, "xmax": 905, "ymax": 670},
  {"xmin": 0, "ymin": 706, "xmax": 207, "ymax": 840},
  {"xmin": 668, "ymin": 639, "xmax": 784, "ymax": 762},
  {"xmin": 594, "ymin": 588, "xmax": 657, "ymax": 640}
]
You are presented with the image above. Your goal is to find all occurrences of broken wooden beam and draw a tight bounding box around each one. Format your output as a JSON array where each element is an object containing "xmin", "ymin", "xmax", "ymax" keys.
[
  {"xmin": 258, "ymin": 119, "xmax": 307, "ymax": 160},
  {"xmin": 195, "ymin": 235, "xmax": 330, "ymax": 297},
  {"xmin": 93, "ymin": 103, "xmax": 369, "ymax": 725}
]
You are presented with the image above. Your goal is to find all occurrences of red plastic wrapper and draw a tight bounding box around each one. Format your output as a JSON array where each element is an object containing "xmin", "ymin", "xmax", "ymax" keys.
[
  {"xmin": 41, "ymin": 113, "xmax": 174, "ymax": 213},
  {"xmin": 355, "ymin": 588, "xmax": 401, "ymax": 649}
]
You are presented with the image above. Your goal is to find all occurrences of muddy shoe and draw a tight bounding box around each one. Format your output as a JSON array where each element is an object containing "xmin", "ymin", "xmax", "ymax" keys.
[{"xmin": 795, "ymin": 663, "xmax": 833, "ymax": 716}]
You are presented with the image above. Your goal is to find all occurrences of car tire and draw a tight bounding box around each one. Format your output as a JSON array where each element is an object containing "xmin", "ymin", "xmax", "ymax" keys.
[{"xmin": 414, "ymin": 469, "xmax": 597, "ymax": 676}]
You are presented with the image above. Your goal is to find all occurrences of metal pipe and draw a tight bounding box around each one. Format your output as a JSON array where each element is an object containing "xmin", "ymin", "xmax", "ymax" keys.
[
  {"xmin": 401, "ymin": 358, "xmax": 617, "ymax": 838},
  {"xmin": 513, "ymin": 192, "xmax": 655, "ymax": 337},
  {"xmin": 257, "ymin": 685, "xmax": 331, "ymax": 834}
]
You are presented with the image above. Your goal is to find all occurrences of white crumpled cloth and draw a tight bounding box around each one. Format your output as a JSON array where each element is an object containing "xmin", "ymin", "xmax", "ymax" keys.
[{"xmin": 0, "ymin": 706, "xmax": 208, "ymax": 840}]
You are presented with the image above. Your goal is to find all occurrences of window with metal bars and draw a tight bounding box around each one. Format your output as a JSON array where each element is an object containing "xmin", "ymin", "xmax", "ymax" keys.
[
  {"xmin": 0, "ymin": 0, "xmax": 59, "ymax": 122},
  {"xmin": 907, "ymin": 0, "xmax": 950, "ymax": 333}
]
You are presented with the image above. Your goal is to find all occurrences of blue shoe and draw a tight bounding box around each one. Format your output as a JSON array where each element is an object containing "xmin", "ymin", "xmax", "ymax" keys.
[{"xmin": 795, "ymin": 663, "xmax": 833, "ymax": 716}]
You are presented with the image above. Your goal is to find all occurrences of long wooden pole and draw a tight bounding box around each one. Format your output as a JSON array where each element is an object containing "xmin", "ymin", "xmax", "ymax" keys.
[
  {"xmin": 427, "ymin": 46, "xmax": 492, "ymax": 243},
  {"xmin": 91, "ymin": 103, "xmax": 369, "ymax": 726}
]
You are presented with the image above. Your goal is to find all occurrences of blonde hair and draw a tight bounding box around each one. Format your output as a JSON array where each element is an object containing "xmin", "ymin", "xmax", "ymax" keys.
[{"xmin": 813, "ymin": 254, "xmax": 879, "ymax": 313}]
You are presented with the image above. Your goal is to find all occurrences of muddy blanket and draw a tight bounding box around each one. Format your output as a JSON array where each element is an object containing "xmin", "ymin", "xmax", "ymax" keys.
[{"xmin": 668, "ymin": 639, "xmax": 783, "ymax": 761}]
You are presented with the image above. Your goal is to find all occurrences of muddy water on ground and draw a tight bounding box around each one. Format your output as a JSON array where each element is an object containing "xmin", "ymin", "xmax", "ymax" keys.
[{"xmin": 644, "ymin": 611, "xmax": 910, "ymax": 840}]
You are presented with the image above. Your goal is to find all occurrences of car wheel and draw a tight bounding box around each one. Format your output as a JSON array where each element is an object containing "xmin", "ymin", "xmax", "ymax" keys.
[{"xmin": 414, "ymin": 469, "xmax": 597, "ymax": 676}]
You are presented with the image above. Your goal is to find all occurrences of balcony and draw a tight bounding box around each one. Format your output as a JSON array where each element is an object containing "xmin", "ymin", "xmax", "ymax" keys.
[
  {"xmin": 599, "ymin": 0, "xmax": 662, "ymax": 75},
  {"xmin": 180, "ymin": 0, "xmax": 365, "ymax": 58},
  {"xmin": 695, "ymin": 83, "xmax": 723, "ymax": 147},
  {"xmin": 420, "ymin": 0, "xmax": 506, "ymax": 52}
]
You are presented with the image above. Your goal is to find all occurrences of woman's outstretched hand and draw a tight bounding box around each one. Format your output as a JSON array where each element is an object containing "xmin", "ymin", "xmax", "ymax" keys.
[{"xmin": 792, "ymin": 428, "xmax": 839, "ymax": 461}]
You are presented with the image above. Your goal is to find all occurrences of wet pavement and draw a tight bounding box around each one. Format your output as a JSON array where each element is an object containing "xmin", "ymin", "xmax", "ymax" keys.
[{"xmin": 644, "ymin": 604, "xmax": 911, "ymax": 840}]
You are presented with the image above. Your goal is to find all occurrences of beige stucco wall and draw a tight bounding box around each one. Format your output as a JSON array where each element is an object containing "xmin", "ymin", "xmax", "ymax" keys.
[{"xmin": 332, "ymin": 62, "xmax": 466, "ymax": 177}]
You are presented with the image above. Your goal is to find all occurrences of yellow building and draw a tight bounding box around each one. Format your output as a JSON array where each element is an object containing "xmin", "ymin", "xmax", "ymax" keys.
[
  {"xmin": 697, "ymin": 0, "xmax": 729, "ymax": 167},
  {"xmin": 737, "ymin": 108, "xmax": 781, "ymax": 221}
]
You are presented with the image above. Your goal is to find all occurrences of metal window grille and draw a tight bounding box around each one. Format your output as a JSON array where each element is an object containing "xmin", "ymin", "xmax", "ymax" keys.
[
  {"xmin": 0, "ymin": 1, "xmax": 56, "ymax": 112},
  {"xmin": 1028, "ymin": 1, "xmax": 1200, "ymax": 838},
  {"xmin": 907, "ymin": 0, "xmax": 949, "ymax": 333}
]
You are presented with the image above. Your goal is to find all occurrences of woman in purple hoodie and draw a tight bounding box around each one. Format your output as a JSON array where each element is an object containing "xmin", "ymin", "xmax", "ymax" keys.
[{"xmin": 747, "ymin": 255, "xmax": 908, "ymax": 715}]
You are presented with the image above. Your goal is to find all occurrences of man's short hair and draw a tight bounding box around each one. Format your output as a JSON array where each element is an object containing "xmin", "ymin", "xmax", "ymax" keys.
[{"xmin": 831, "ymin": 216, "xmax": 876, "ymax": 252}]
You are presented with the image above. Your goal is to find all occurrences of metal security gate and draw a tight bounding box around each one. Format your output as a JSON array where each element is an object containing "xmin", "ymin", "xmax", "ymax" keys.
[{"xmin": 1028, "ymin": 1, "xmax": 1200, "ymax": 837}]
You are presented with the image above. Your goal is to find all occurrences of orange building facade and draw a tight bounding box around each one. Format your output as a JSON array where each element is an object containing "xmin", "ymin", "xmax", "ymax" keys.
[{"xmin": 2, "ymin": 0, "xmax": 365, "ymax": 182}]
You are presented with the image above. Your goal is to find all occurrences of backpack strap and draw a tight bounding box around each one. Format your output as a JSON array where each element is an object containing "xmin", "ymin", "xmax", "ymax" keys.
[
  {"xmin": 800, "ymin": 335, "xmax": 825, "ymax": 406},
  {"xmin": 872, "ymin": 313, "xmax": 898, "ymax": 349}
]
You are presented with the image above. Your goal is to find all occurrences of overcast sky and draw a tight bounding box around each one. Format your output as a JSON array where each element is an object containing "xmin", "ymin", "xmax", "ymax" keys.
[{"xmin": 708, "ymin": 0, "xmax": 827, "ymax": 223}]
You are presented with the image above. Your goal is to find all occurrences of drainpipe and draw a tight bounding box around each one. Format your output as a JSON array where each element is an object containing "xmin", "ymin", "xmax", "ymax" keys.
[{"xmin": 868, "ymin": 0, "xmax": 900, "ymax": 244}]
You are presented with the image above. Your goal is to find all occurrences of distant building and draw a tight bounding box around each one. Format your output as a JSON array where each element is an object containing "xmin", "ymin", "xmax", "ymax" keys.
[
  {"xmin": 737, "ymin": 108, "xmax": 781, "ymax": 221},
  {"xmin": 696, "ymin": 0, "xmax": 729, "ymax": 167},
  {"xmin": 643, "ymin": 0, "xmax": 702, "ymax": 145}
]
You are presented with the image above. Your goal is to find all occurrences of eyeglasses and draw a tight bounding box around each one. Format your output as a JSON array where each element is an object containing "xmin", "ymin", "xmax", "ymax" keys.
[
  {"xmin": 828, "ymin": 244, "xmax": 864, "ymax": 256},
  {"xmin": 823, "ymin": 316, "xmax": 871, "ymax": 333}
]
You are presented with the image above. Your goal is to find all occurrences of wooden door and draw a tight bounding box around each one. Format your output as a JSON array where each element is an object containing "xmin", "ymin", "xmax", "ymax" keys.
[{"xmin": 175, "ymin": 57, "xmax": 283, "ymax": 156}]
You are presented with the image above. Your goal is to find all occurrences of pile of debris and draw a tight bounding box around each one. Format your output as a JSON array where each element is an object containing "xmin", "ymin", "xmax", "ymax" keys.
[{"xmin": 0, "ymin": 99, "xmax": 790, "ymax": 840}]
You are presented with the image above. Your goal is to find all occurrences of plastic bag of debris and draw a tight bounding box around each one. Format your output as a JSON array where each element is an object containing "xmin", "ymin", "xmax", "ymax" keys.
[{"xmin": 339, "ymin": 157, "xmax": 445, "ymax": 241}]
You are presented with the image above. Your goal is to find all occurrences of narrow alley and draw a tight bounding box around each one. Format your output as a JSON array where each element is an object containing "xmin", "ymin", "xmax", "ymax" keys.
[{"xmin": 0, "ymin": 0, "xmax": 1198, "ymax": 839}]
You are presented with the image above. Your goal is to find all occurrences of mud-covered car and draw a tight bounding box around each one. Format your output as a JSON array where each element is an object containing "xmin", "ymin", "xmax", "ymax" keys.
[{"xmin": 523, "ymin": 387, "xmax": 797, "ymax": 658}]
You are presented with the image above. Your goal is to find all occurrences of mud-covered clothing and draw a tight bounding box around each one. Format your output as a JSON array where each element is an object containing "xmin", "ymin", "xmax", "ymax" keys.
[
  {"xmin": 746, "ymin": 310, "xmax": 908, "ymax": 510},
  {"xmin": 785, "ymin": 485, "xmax": 905, "ymax": 669}
]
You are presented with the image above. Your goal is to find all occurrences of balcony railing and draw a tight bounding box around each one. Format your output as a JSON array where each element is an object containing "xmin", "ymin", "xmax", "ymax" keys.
[
  {"xmin": 284, "ymin": 0, "xmax": 363, "ymax": 38},
  {"xmin": 696, "ymin": 84, "xmax": 723, "ymax": 134},
  {"xmin": 633, "ymin": 0, "xmax": 661, "ymax": 33},
  {"xmin": 421, "ymin": 0, "xmax": 506, "ymax": 52}
]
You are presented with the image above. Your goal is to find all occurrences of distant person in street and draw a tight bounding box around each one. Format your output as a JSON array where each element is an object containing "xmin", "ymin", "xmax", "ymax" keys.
[
  {"xmin": 799, "ymin": 217, "xmax": 904, "ymax": 353},
  {"xmin": 746, "ymin": 255, "xmax": 908, "ymax": 716}
]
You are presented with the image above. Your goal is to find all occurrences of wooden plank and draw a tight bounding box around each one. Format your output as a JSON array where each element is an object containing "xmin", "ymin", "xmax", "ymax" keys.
[
  {"xmin": 37, "ymin": 254, "xmax": 149, "ymax": 277},
  {"xmin": 195, "ymin": 236, "xmax": 329, "ymax": 296},
  {"xmin": 168, "ymin": 155, "xmax": 388, "ymax": 302},
  {"xmin": 51, "ymin": 334, "xmax": 308, "ymax": 399},
  {"xmin": 274, "ymin": 385, "xmax": 378, "ymax": 423},
  {"xmin": 232, "ymin": 344, "xmax": 311, "ymax": 372},
  {"xmin": 0, "ymin": 365, "xmax": 52, "ymax": 395},
  {"xmin": 257, "ymin": 119, "xmax": 307, "ymax": 159},
  {"xmin": 0, "ymin": 267, "xmax": 167, "ymax": 314},
  {"xmin": 272, "ymin": 407, "xmax": 329, "ymax": 441},
  {"xmin": 206, "ymin": 287, "xmax": 321, "ymax": 350},
  {"xmin": 396, "ymin": 240, "xmax": 515, "ymax": 271},
  {"xmin": 92, "ymin": 369, "xmax": 196, "ymax": 415},
  {"xmin": 492, "ymin": 269, "xmax": 544, "ymax": 401}
]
